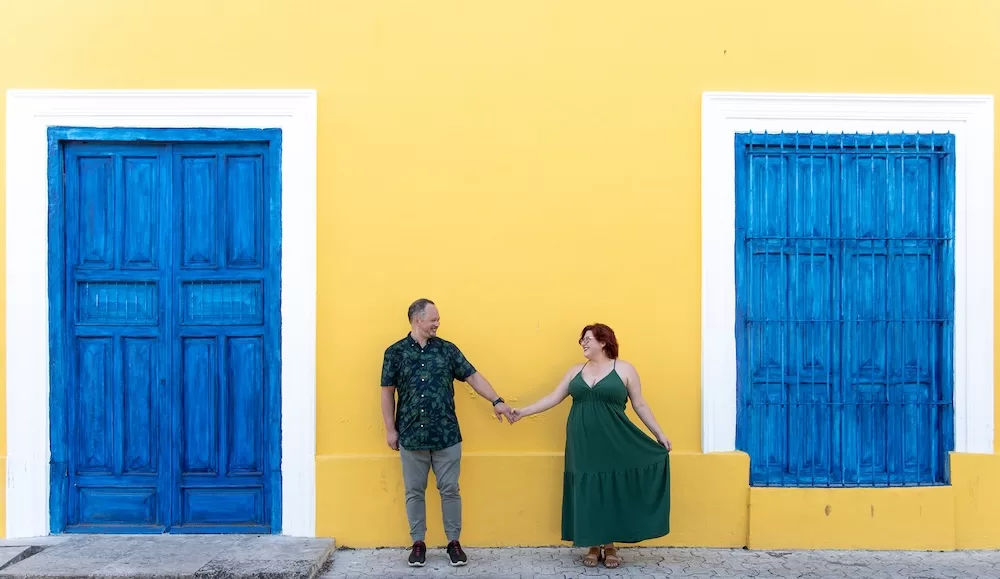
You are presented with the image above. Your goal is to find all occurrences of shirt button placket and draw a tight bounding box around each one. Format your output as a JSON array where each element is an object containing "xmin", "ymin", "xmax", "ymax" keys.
[{"xmin": 420, "ymin": 352, "xmax": 426, "ymax": 433}]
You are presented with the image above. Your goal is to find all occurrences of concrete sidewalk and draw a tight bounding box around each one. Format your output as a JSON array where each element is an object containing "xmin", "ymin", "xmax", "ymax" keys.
[
  {"xmin": 3, "ymin": 536, "xmax": 1000, "ymax": 578},
  {"xmin": 0, "ymin": 535, "xmax": 335, "ymax": 578},
  {"xmin": 321, "ymin": 546, "xmax": 1000, "ymax": 578}
]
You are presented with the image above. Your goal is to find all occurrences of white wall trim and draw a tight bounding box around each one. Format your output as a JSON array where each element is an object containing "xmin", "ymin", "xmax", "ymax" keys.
[
  {"xmin": 5, "ymin": 90, "xmax": 318, "ymax": 538},
  {"xmin": 701, "ymin": 91, "xmax": 994, "ymax": 455}
]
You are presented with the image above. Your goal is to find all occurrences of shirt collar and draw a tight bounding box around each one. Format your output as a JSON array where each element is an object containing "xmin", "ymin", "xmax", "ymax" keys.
[{"xmin": 406, "ymin": 333, "xmax": 437, "ymax": 348}]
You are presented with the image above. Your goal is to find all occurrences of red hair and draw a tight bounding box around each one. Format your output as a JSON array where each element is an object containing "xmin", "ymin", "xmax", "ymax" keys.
[{"xmin": 579, "ymin": 323, "xmax": 619, "ymax": 359}]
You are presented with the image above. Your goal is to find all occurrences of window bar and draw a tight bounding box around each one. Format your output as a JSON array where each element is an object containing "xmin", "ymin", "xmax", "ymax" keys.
[
  {"xmin": 755, "ymin": 131, "xmax": 769, "ymax": 484},
  {"xmin": 778, "ymin": 131, "xmax": 787, "ymax": 486},
  {"xmin": 929, "ymin": 132, "xmax": 938, "ymax": 484},
  {"xmin": 853, "ymin": 132, "xmax": 862, "ymax": 485},
  {"xmin": 828, "ymin": 133, "xmax": 835, "ymax": 485},
  {"xmin": 869, "ymin": 134, "xmax": 878, "ymax": 486},
  {"xmin": 793, "ymin": 132, "xmax": 801, "ymax": 485},
  {"xmin": 824, "ymin": 137, "xmax": 832, "ymax": 486},
  {"xmin": 883, "ymin": 132, "xmax": 892, "ymax": 486},
  {"xmin": 919, "ymin": 133, "xmax": 928, "ymax": 484},
  {"xmin": 913, "ymin": 134, "xmax": 935, "ymax": 485},
  {"xmin": 808, "ymin": 132, "xmax": 816, "ymax": 486},
  {"xmin": 839, "ymin": 133, "xmax": 847, "ymax": 486},
  {"xmin": 912, "ymin": 133, "xmax": 921, "ymax": 484},
  {"xmin": 747, "ymin": 132, "xmax": 755, "ymax": 482},
  {"xmin": 769, "ymin": 132, "xmax": 778, "ymax": 485},
  {"xmin": 901, "ymin": 136, "xmax": 909, "ymax": 484}
]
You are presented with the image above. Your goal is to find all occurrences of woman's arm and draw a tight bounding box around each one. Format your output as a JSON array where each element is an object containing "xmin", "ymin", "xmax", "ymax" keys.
[
  {"xmin": 512, "ymin": 365, "xmax": 579, "ymax": 421},
  {"xmin": 620, "ymin": 361, "xmax": 671, "ymax": 450}
]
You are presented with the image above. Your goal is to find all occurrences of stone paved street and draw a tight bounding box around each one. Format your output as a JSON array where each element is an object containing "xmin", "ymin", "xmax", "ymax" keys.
[{"xmin": 320, "ymin": 546, "xmax": 1000, "ymax": 578}]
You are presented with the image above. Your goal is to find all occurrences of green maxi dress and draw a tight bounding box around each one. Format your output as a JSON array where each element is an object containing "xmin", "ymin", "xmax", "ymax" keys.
[{"xmin": 561, "ymin": 361, "xmax": 670, "ymax": 546}]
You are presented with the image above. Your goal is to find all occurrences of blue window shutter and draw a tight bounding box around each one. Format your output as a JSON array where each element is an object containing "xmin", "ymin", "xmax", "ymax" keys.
[{"xmin": 735, "ymin": 132, "xmax": 955, "ymax": 487}]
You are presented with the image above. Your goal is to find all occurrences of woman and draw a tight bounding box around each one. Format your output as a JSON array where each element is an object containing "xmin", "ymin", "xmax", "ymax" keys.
[{"xmin": 511, "ymin": 323, "xmax": 671, "ymax": 568}]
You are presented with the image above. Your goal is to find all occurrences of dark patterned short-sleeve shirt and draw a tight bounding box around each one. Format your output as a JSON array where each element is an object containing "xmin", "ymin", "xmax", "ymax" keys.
[{"xmin": 381, "ymin": 334, "xmax": 477, "ymax": 451}]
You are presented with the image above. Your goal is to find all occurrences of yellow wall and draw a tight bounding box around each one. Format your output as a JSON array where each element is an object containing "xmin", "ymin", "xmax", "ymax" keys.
[{"xmin": 2, "ymin": 0, "xmax": 1000, "ymax": 547}]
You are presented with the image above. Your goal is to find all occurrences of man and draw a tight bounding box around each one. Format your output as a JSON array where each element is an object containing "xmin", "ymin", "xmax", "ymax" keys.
[{"xmin": 380, "ymin": 298, "xmax": 513, "ymax": 567}]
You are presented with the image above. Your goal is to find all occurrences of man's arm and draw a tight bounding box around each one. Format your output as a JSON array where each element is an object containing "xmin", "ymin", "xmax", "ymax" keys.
[
  {"xmin": 467, "ymin": 372, "xmax": 512, "ymax": 423},
  {"xmin": 380, "ymin": 347, "xmax": 400, "ymax": 451},
  {"xmin": 381, "ymin": 386, "xmax": 399, "ymax": 451},
  {"xmin": 450, "ymin": 343, "xmax": 512, "ymax": 423}
]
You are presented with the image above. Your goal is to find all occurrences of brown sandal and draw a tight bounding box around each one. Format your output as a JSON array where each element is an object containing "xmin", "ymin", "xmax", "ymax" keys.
[
  {"xmin": 582, "ymin": 546, "xmax": 602, "ymax": 567},
  {"xmin": 603, "ymin": 546, "xmax": 621, "ymax": 568}
]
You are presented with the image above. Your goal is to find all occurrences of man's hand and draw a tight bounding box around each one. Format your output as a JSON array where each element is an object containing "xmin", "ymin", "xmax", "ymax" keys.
[
  {"xmin": 387, "ymin": 429, "xmax": 400, "ymax": 451},
  {"xmin": 493, "ymin": 402, "xmax": 513, "ymax": 424}
]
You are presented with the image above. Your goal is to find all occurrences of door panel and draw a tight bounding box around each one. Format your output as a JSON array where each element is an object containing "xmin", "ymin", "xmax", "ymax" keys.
[
  {"xmin": 64, "ymin": 144, "xmax": 171, "ymax": 531},
  {"xmin": 171, "ymin": 143, "xmax": 273, "ymax": 532}
]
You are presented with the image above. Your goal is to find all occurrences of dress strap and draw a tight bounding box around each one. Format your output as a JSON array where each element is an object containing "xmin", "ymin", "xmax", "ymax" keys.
[{"xmin": 613, "ymin": 359, "xmax": 617, "ymax": 369}]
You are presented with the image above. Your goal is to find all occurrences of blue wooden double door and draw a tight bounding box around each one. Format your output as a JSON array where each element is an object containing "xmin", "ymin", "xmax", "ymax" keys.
[{"xmin": 51, "ymin": 134, "xmax": 280, "ymax": 533}]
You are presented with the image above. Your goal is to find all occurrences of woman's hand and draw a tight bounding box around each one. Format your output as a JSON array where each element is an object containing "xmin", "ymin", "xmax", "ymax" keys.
[
  {"xmin": 510, "ymin": 408, "xmax": 524, "ymax": 423},
  {"xmin": 657, "ymin": 434, "xmax": 672, "ymax": 451}
]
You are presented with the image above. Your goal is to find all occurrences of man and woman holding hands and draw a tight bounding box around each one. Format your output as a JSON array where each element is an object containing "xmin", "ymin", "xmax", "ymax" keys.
[{"xmin": 380, "ymin": 299, "xmax": 671, "ymax": 569}]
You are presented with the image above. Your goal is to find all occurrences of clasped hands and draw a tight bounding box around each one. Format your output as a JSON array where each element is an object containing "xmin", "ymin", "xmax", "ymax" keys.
[
  {"xmin": 491, "ymin": 403, "xmax": 526, "ymax": 424},
  {"xmin": 492, "ymin": 402, "xmax": 515, "ymax": 424},
  {"xmin": 489, "ymin": 405, "xmax": 532, "ymax": 426}
]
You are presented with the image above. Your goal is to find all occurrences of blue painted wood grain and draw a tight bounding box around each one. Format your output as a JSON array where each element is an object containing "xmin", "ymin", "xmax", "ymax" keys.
[
  {"xmin": 47, "ymin": 127, "xmax": 282, "ymax": 533},
  {"xmin": 734, "ymin": 132, "xmax": 955, "ymax": 487}
]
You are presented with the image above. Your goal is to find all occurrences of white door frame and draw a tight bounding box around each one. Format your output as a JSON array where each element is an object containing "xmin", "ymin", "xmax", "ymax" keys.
[{"xmin": 5, "ymin": 89, "xmax": 318, "ymax": 538}]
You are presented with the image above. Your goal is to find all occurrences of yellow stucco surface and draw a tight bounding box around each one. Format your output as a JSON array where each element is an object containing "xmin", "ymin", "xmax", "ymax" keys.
[
  {"xmin": 2, "ymin": 0, "xmax": 1000, "ymax": 546},
  {"xmin": 749, "ymin": 486, "xmax": 956, "ymax": 551},
  {"xmin": 951, "ymin": 452, "xmax": 1000, "ymax": 549},
  {"xmin": 317, "ymin": 451, "xmax": 749, "ymax": 547}
]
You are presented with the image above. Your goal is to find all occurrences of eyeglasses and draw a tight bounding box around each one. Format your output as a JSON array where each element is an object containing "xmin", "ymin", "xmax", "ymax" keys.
[{"xmin": 579, "ymin": 337, "xmax": 593, "ymax": 345}]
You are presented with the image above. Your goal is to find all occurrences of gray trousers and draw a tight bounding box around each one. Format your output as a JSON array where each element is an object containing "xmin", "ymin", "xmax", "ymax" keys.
[{"xmin": 400, "ymin": 442, "xmax": 462, "ymax": 542}]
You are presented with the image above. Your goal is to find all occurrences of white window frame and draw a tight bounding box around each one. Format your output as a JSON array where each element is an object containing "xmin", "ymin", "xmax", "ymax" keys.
[
  {"xmin": 5, "ymin": 89, "xmax": 318, "ymax": 538},
  {"xmin": 701, "ymin": 91, "xmax": 994, "ymax": 456}
]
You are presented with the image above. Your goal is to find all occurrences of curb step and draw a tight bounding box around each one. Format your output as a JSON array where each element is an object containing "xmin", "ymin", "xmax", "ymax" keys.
[{"xmin": 0, "ymin": 536, "xmax": 335, "ymax": 579}]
